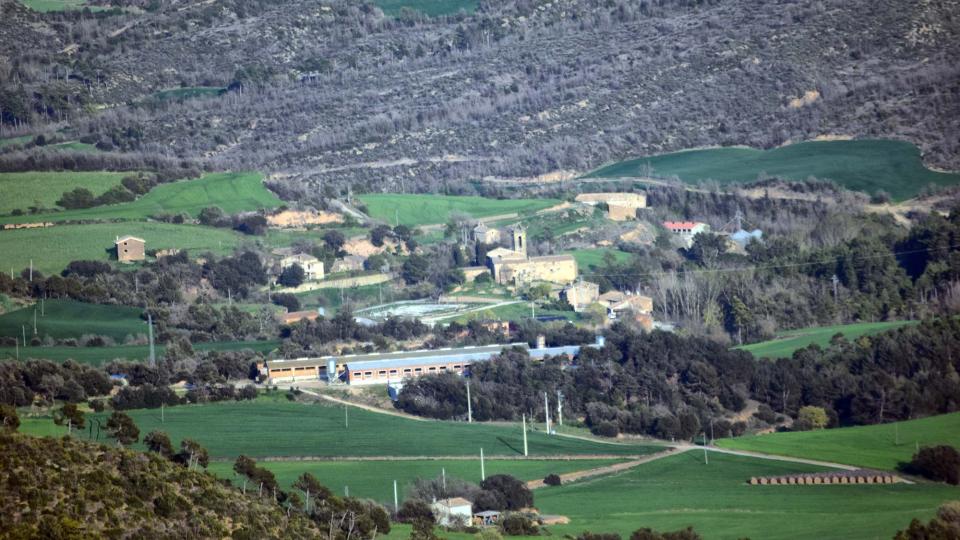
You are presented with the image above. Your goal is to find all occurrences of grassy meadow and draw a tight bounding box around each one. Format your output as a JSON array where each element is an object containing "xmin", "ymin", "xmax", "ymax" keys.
[
  {"xmin": 0, "ymin": 171, "xmax": 280, "ymax": 225},
  {"xmin": 373, "ymin": 0, "xmax": 477, "ymax": 16},
  {"xmin": 533, "ymin": 451, "xmax": 960, "ymax": 540},
  {"xmin": 567, "ymin": 248, "xmax": 632, "ymax": 271},
  {"xmin": 0, "ymin": 339, "xmax": 280, "ymax": 366},
  {"xmin": 585, "ymin": 140, "xmax": 960, "ymax": 200},
  {"xmin": 0, "ymin": 171, "xmax": 129, "ymax": 215},
  {"xmin": 0, "ymin": 135, "xmax": 33, "ymax": 147},
  {"xmin": 207, "ymin": 458, "xmax": 621, "ymax": 503},
  {"xmin": 358, "ymin": 194, "xmax": 561, "ymax": 227},
  {"xmin": 80, "ymin": 396, "xmax": 656, "ymax": 459},
  {"xmin": 737, "ymin": 320, "xmax": 919, "ymax": 359},
  {"xmin": 0, "ymin": 299, "xmax": 146, "ymax": 342},
  {"xmin": 717, "ymin": 412, "xmax": 960, "ymax": 471}
]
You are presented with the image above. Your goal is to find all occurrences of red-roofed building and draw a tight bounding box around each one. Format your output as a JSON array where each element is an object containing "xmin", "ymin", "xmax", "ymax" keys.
[{"xmin": 663, "ymin": 221, "xmax": 709, "ymax": 247}]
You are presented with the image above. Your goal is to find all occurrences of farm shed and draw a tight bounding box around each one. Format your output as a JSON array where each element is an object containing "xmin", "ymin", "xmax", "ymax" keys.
[
  {"xmin": 432, "ymin": 497, "xmax": 473, "ymax": 527},
  {"xmin": 263, "ymin": 338, "xmax": 599, "ymax": 384}
]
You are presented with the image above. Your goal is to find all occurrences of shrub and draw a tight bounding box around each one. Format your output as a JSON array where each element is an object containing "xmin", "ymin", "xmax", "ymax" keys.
[
  {"xmin": 500, "ymin": 515, "xmax": 538, "ymax": 536},
  {"xmin": 543, "ymin": 474, "xmax": 561, "ymax": 487},
  {"xmin": 278, "ymin": 264, "xmax": 305, "ymax": 288},
  {"xmin": 271, "ymin": 293, "xmax": 301, "ymax": 312},
  {"xmin": 592, "ymin": 421, "xmax": 619, "ymax": 438},
  {"xmin": 900, "ymin": 445, "xmax": 960, "ymax": 485},
  {"xmin": 480, "ymin": 475, "xmax": 533, "ymax": 511},
  {"xmin": 397, "ymin": 499, "xmax": 434, "ymax": 523}
]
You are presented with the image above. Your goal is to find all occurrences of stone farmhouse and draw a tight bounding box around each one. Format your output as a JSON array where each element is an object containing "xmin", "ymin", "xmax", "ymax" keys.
[
  {"xmin": 598, "ymin": 290, "xmax": 654, "ymax": 330},
  {"xmin": 575, "ymin": 192, "xmax": 648, "ymax": 221},
  {"xmin": 561, "ymin": 280, "xmax": 600, "ymax": 311},
  {"xmin": 472, "ymin": 221, "xmax": 501, "ymax": 244},
  {"xmin": 279, "ymin": 253, "xmax": 325, "ymax": 281},
  {"xmin": 115, "ymin": 235, "xmax": 146, "ymax": 262}
]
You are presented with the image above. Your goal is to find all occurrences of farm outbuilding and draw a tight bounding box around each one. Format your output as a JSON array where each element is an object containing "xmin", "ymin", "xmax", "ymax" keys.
[
  {"xmin": 115, "ymin": 235, "xmax": 146, "ymax": 262},
  {"xmin": 262, "ymin": 339, "xmax": 598, "ymax": 384}
]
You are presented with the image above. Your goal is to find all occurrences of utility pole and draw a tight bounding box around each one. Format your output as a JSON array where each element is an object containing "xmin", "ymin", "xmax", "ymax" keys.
[
  {"xmin": 480, "ymin": 448, "xmax": 486, "ymax": 481},
  {"xmin": 831, "ymin": 274, "xmax": 839, "ymax": 302},
  {"xmin": 466, "ymin": 379, "xmax": 473, "ymax": 423},
  {"xmin": 33, "ymin": 308, "xmax": 37, "ymax": 335},
  {"xmin": 522, "ymin": 414, "xmax": 528, "ymax": 457},
  {"xmin": 544, "ymin": 392, "xmax": 551, "ymax": 435},
  {"xmin": 442, "ymin": 468, "xmax": 446, "ymax": 493},
  {"xmin": 345, "ymin": 404, "xmax": 349, "ymax": 428},
  {"xmin": 22, "ymin": 325, "xmax": 26, "ymax": 347},
  {"xmin": 703, "ymin": 433, "xmax": 709, "ymax": 465},
  {"xmin": 29, "ymin": 259, "xmax": 32, "ymax": 282},
  {"xmin": 393, "ymin": 480, "xmax": 399, "ymax": 513},
  {"xmin": 556, "ymin": 390, "xmax": 563, "ymax": 427}
]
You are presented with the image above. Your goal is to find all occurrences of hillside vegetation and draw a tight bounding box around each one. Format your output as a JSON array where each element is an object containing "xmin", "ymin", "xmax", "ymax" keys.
[
  {"xmin": 0, "ymin": 432, "xmax": 322, "ymax": 538},
  {"xmin": 716, "ymin": 412, "xmax": 960, "ymax": 470},
  {"xmin": 585, "ymin": 140, "xmax": 960, "ymax": 199},
  {"xmin": 0, "ymin": 339, "xmax": 280, "ymax": 365}
]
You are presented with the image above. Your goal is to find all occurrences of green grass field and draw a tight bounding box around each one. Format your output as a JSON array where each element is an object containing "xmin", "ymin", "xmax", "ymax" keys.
[
  {"xmin": 80, "ymin": 397, "xmax": 656, "ymax": 459},
  {"xmin": 0, "ymin": 135, "xmax": 32, "ymax": 148},
  {"xmin": 373, "ymin": 0, "xmax": 477, "ymax": 16},
  {"xmin": 584, "ymin": 140, "xmax": 960, "ymax": 200},
  {"xmin": 0, "ymin": 219, "xmax": 343, "ymax": 275},
  {"xmin": 567, "ymin": 248, "xmax": 632, "ymax": 271},
  {"xmin": 737, "ymin": 320, "xmax": 919, "ymax": 359},
  {"xmin": 152, "ymin": 87, "xmax": 225, "ymax": 101},
  {"xmin": 207, "ymin": 458, "xmax": 621, "ymax": 503},
  {"xmin": 0, "ymin": 339, "xmax": 280, "ymax": 366},
  {"xmin": 0, "ymin": 222, "xmax": 246, "ymax": 274},
  {"xmin": 0, "ymin": 171, "xmax": 280, "ymax": 225},
  {"xmin": 534, "ymin": 451, "xmax": 960, "ymax": 540},
  {"xmin": 0, "ymin": 171, "xmax": 129, "ymax": 215},
  {"xmin": 16, "ymin": 0, "xmax": 106, "ymax": 11},
  {"xmin": 716, "ymin": 412, "xmax": 960, "ymax": 471},
  {"xmin": 0, "ymin": 299, "xmax": 146, "ymax": 342},
  {"xmin": 357, "ymin": 194, "xmax": 560, "ymax": 227}
]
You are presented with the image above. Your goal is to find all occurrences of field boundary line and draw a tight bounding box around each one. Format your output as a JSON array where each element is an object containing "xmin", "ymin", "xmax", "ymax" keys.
[
  {"xmin": 526, "ymin": 447, "xmax": 687, "ymax": 489},
  {"xmin": 687, "ymin": 445, "xmax": 860, "ymax": 471},
  {"xmin": 298, "ymin": 388, "xmax": 430, "ymax": 421},
  {"xmin": 210, "ymin": 454, "xmax": 649, "ymax": 463}
]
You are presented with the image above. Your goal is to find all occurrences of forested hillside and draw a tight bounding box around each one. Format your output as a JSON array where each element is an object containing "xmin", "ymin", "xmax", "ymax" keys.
[
  {"xmin": 1, "ymin": 0, "xmax": 958, "ymax": 198},
  {"xmin": 0, "ymin": 432, "xmax": 323, "ymax": 538},
  {"xmin": 397, "ymin": 318, "xmax": 960, "ymax": 439}
]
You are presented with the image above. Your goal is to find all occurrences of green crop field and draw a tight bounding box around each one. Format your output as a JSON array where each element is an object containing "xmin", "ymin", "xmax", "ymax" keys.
[
  {"xmin": 49, "ymin": 141, "xmax": 99, "ymax": 152},
  {"xmin": 357, "ymin": 194, "xmax": 560, "ymax": 227},
  {"xmin": 374, "ymin": 0, "xmax": 477, "ymax": 16},
  {"xmin": 534, "ymin": 451, "xmax": 960, "ymax": 540},
  {"xmin": 717, "ymin": 412, "xmax": 960, "ymax": 471},
  {"xmin": 0, "ymin": 299, "xmax": 146, "ymax": 342},
  {"xmin": 208, "ymin": 458, "xmax": 621, "ymax": 503},
  {"xmin": 737, "ymin": 320, "xmax": 919, "ymax": 359},
  {"xmin": 81, "ymin": 397, "xmax": 656, "ymax": 459},
  {"xmin": 584, "ymin": 140, "xmax": 960, "ymax": 200},
  {"xmin": 567, "ymin": 248, "xmax": 632, "ymax": 271},
  {"xmin": 0, "ymin": 171, "xmax": 129, "ymax": 215},
  {"xmin": 0, "ymin": 339, "xmax": 280, "ymax": 366},
  {"xmin": 0, "ymin": 171, "xmax": 280, "ymax": 225},
  {"xmin": 0, "ymin": 222, "xmax": 247, "ymax": 274}
]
